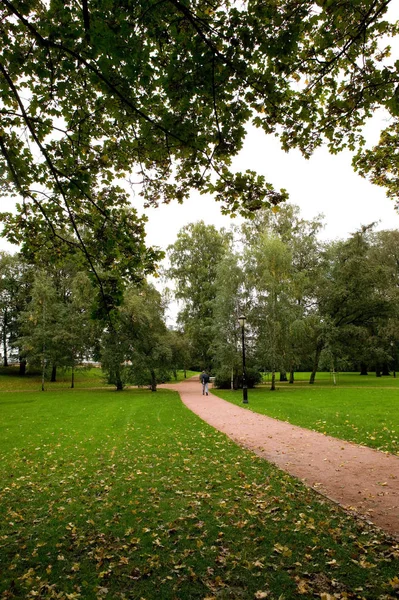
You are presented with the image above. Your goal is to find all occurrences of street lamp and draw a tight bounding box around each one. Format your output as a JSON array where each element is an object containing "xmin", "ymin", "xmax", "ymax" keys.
[{"xmin": 238, "ymin": 315, "xmax": 248, "ymax": 404}]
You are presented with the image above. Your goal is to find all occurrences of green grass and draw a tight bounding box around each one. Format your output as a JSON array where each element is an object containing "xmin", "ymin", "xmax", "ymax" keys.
[
  {"xmin": 213, "ymin": 375, "xmax": 399, "ymax": 455},
  {"xmin": 1, "ymin": 388, "xmax": 398, "ymax": 599},
  {"xmin": 0, "ymin": 365, "xmax": 109, "ymax": 391},
  {"xmin": 261, "ymin": 371, "xmax": 399, "ymax": 387},
  {"xmin": 0, "ymin": 367, "xmax": 199, "ymax": 391},
  {"xmin": 169, "ymin": 370, "xmax": 200, "ymax": 383}
]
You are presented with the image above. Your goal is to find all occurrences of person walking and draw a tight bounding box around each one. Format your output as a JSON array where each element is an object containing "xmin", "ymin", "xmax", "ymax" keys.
[{"xmin": 200, "ymin": 370, "xmax": 210, "ymax": 395}]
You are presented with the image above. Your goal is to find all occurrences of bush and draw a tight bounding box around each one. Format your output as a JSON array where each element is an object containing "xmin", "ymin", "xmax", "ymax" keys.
[{"xmin": 214, "ymin": 367, "xmax": 262, "ymax": 389}]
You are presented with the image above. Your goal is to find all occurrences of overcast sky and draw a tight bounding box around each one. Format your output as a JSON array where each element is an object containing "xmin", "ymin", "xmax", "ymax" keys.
[{"xmin": 140, "ymin": 121, "xmax": 399, "ymax": 252}]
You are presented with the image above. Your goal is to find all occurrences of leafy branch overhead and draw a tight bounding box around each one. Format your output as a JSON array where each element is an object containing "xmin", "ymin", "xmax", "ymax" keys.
[{"xmin": 0, "ymin": 0, "xmax": 398, "ymax": 265}]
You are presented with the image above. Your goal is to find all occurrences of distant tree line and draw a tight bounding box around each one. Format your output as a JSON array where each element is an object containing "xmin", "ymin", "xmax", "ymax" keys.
[
  {"xmin": 166, "ymin": 205, "xmax": 399, "ymax": 388},
  {"xmin": 0, "ymin": 248, "xmax": 188, "ymax": 391},
  {"xmin": 1, "ymin": 203, "xmax": 398, "ymax": 390}
]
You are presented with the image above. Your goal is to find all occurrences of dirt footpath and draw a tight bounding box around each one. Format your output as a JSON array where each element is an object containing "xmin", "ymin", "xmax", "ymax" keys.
[{"xmin": 161, "ymin": 378, "xmax": 399, "ymax": 539}]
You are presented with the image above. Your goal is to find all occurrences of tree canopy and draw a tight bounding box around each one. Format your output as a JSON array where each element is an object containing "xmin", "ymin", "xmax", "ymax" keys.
[{"xmin": 1, "ymin": 0, "xmax": 398, "ymax": 273}]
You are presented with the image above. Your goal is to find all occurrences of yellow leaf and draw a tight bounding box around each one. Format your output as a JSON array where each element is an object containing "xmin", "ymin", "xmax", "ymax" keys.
[{"xmin": 296, "ymin": 579, "xmax": 309, "ymax": 594}]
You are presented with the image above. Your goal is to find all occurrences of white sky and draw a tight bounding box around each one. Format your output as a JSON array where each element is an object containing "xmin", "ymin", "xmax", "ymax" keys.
[{"xmin": 140, "ymin": 123, "xmax": 399, "ymax": 252}]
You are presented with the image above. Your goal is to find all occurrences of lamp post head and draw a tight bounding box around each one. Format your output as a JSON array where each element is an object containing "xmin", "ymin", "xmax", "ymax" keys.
[{"xmin": 238, "ymin": 315, "xmax": 246, "ymax": 328}]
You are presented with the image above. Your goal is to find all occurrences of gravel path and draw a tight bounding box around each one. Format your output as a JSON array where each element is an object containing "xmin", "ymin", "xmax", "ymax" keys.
[{"xmin": 161, "ymin": 378, "xmax": 399, "ymax": 539}]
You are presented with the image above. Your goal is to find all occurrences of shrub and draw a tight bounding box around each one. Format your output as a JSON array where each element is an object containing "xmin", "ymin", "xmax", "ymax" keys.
[{"xmin": 214, "ymin": 367, "xmax": 262, "ymax": 389}]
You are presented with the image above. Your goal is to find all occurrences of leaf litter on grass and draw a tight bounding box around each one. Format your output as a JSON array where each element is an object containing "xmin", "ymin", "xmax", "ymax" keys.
[{"xmin": 0, "ymin": 388, "xmax": 398, "ymax": 599}]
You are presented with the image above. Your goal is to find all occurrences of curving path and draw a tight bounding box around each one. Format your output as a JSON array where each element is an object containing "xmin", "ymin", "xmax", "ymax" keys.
[{"xmin": 160, "ymin": 378, "xmax": 399, "ymax": 539}]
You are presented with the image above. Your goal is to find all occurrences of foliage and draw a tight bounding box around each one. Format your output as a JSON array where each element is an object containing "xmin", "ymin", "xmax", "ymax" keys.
[
  {"xmin": 17, "ymin": 265, "xmax": 98, "ymax": 387},
  {"xmin": 211, "ymin": 250, "xmax": 247, "ymax": 387},
  {"xmin": 2, "ymin": 0, "xmax": 398, "ymax": 283},
  {"xmin": 0, "ymin": 251, "xmax": 33, "ymax": 367},
  {"xmin": 17, "ymin": 270, "xmax": 62, "ymax": 387},
  {"xmin": 167, "ymin": 329, "xmax": 192, "ymax": 379},
  {"xmin": 1, "ymin": 387, "xmax": 398, "ymax": 599},
  {"xmin": 214, "ymin": 366, "xmax": 262, "ymax": 390},
  {"xmin": 314, "ymin": 224, "xmax": 395, "ymax": 376},
  {"xmin": 167, "ymin": 221, "xmax": 232, "ymax": 370},
  {"xmin": 101, "ymin": 283, "xmax": 172, "ymax": 390}
]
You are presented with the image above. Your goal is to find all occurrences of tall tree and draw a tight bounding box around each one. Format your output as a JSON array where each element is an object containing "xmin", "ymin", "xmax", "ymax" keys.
[
  {"xmin": 167, "ymin": 221, "xmax": 231, "ymax": 370},
  {"xmin": 314, "ymin": 225, "xmax": 393, "ymax": 378},
  {"xmin": 242, "ymin": 204, "xmax": 324, "ymax": 382},
  {"xmin": 211, "ymin": 250, "xmax": 247, "ymax": 388},
  {"xmin": 246, "ymin": 234, "xmax": 294, "ymax": 391},
  {"xmin": 0, "ymin": 252, "xmax": 33, "ymax": 371},
  {"xmin": 122, "ymin": 284, "xmax": 172, "ymax": 391},
  {"xmin": 18, "ymin": 271, "xmax": 61, "ymax": 390},
  {"xmin": 101, "ymin": 283, "xmax": 171, "ymax": 391}
]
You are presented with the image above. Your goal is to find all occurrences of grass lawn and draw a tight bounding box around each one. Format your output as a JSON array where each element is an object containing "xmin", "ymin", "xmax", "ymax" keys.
[
  {"xmin": 0, "ymin": 367, "xmax": 199, "ymax": 392},
  {"xmin": 0, "ymin": 366, "xmax": 109, "ymax": 391},
  {"xmin": 212, "ymin": 373, "xmax": 399, "ymax": 455},
  {"xmin": 0, "ymin": 387, "xmax": 398, "ymax": 599}
]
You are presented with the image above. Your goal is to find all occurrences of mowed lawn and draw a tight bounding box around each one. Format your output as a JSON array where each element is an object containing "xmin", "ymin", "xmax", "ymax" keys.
[
  {"xmin": 0, "ymin": 384, "xmax": 398, "ymax": 599},
  {"xmin": 213, "ymin": 373, "xmax": 399, "ymax": 455}
]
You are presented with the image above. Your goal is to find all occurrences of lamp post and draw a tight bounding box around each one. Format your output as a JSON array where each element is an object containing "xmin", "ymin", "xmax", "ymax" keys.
[{"xmin": 238, "ymin": 315, "xmax": 248, "ymax": 404}]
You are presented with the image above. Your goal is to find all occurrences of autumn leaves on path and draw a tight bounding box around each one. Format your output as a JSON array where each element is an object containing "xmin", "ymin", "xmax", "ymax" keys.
[{"xmin": 162, "ymin": 378, "xmax": 399, "ymax": 540}]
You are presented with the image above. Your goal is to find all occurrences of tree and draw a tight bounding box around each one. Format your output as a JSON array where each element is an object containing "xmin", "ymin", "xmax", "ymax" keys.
[
  {"xmin": 314, "ymin": 225, "xmax": 393, "ymax": 379},
  {"xmin": 211, "ymin": 250, "xmax": 247, "ymax": 389},
  {"xmin": 101, "ymin": 283, "xmax": 171, "ymax": 391},
  {"xmin": 0, "ymin": 252, "xmax": 33, "ymax": 370},
  {"xmin": 246, "ymin": 234, "xmax": 294, "ymax": 391},
  {"xmin": 167, "ymin": 221, "xmax": 231, "ymax": 370},
  {"xmin": 1, "ymin": 0, "xmax": 397, "ymax": 271},
  {"xmin": 123, "ymin": 284, "xmax": 172, "ymax": 391},
  {"xmin": 18, "ymin": 271, "xmax": 61, "ymax": 390},
  {"xmin": 59, "ymin": 271, "xmax": 99, "ymax": 388},
  {"xmin": 168, "ymin": 329, "xmax": 192, "ymax": 380},
  {"xmin": 242, "ymin": 204, "xmax": 324, "ymax": 383}
]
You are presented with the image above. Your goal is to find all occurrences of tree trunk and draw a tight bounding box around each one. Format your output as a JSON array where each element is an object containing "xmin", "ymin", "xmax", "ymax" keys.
[
  {"xmin": 360, "ymin": 362, "xmax": 368, "ymax": 376},
  {"xmin": 113, "ymin": 362, "xmax": 124, "ymax": 390},
  {"xmin": 309, "ymin": 340, "xmax": 324, "ymax": 384},
  {"xmin": 279, "ymin": 370, "xmax": 288, "ymax": 382},
  {"xmin": 270, "ymin": 369, "xmax": 276, "ymax": 391},
  {"xmin": 19, "ymin": 359, "xmax": 26, "ymax": 376},
  {"xmin": 289, "ymin": 366, "xmax": 294, "ymax": 384},
  {"xmin": 376, "ymin": 368, "xmax": 382, "ymax": 377},
  {"xmin": 173, "ymin": 369, "xmax": 177, "ymax": 380},
  {"xmin": 71, "ymin": 365, "xmax": 75, "ymax": 389},
  {"xmin": 51, "ymin": 364, "xmax": 57, "ymax": 382},
  {"xmin": 41, "ymin": 354, "xmax": 45, "ymax": 391},
  {"xmin": 150, "ymin": 369, "xmax": 157, "ymax": 392},
  {"xmin": 382, "ymin": 363, "xmax": 390, "ymax": 376}
]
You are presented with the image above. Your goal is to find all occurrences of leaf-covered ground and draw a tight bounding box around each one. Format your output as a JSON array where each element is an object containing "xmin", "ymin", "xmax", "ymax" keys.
[
  {"xmin": 213, "ymin": 381, "xmax": 399, "ymax": 455},
  {"xmin": 0, "ymin": 388, "xmax": 398, "ymax": 599}
]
